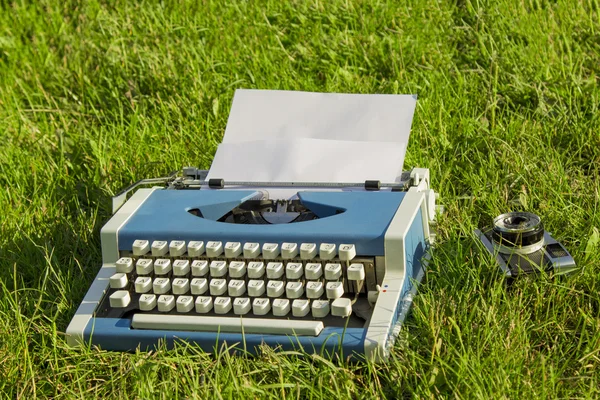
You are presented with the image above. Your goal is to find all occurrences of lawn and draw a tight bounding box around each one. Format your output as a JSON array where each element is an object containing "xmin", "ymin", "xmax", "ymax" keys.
[{"xmin": 1, "ymin": 0, "xmax": 600, "ymax": 398}]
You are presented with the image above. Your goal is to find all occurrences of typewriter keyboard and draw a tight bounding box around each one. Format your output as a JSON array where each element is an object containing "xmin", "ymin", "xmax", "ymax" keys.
[{"xmin": 96, "ymin": 240, "xmax": 376, "ymax": 331}]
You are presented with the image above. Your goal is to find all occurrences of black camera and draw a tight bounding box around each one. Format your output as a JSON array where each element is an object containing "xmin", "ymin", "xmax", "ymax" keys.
[{"xmin": 475, "ymin": 212, "xmax": 576, "ymax": 277}]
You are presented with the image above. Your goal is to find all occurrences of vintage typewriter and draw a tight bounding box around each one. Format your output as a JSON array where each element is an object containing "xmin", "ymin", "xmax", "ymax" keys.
[{"xmin": 67, "ymin": 91, "xmax": 438, "ymax": 361}]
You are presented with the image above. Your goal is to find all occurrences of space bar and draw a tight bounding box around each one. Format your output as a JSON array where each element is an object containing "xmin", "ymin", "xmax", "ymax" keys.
[{"xmin": 131, "ymin": 314, "xmax": 324, "ymax": 336}]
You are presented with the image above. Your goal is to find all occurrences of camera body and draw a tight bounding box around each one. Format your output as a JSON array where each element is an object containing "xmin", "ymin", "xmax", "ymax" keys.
[{"xmin": 475, "ymin": 212, "xmax": 577, "ymax": 277}]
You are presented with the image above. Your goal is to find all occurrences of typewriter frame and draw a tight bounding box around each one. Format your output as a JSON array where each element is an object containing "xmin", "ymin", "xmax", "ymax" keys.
[{"xmin": 67, "ymin": 168, "xmax": 437, "ymax": 362}]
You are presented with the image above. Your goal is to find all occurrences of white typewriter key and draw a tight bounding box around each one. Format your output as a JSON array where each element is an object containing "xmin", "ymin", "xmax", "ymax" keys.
[
  {"xmin": 292, "ymin": 299, "xmax": 310, "ymax": 317},
  {"xmin": 286, "ymin": 262, "xmax": 303, "ymax": 279},
  {"xmin": 214, "ymin": 297, "xmax": 232, "ymax": 314},
  {"xmin": 331, "ymin": 298, "xmax": 353, "ymax": 317},
  {"xmin": 109, "ymin": 273, "xmax": 128, "ymax": 289},
  {"xmin": 312, "ymin": 300, "xmax": 330, "ymax": 318},
  {"xmin": 247, "ymin": 261, "xmax": 265, "ymax": 278},
  {"xmin": 306, "ymin": 281, "xmax": 324, "ymax": 299},
  {"xmin": 136, "ymin": 259, "xmax": 153, "ymax": 275},
  {"xmin": 224, "ymin": 242, "xmax": 242, "ymax": 258},
  {"xmin": 326, "ymin": 281, "xmax": 344, "ymax": 299},
  {"xmin": 206, "ymin": 241, "xmax": 223, "ymax": 257},
  {"xmin": 305, "ymin": 263, "xmax": 323, "ymax": 280},
  {"xmin": 209, "ymin": 278, "xmax": 227, "ymax": 296},
  {"xmin": 153, "ymin": 278, "xmax": 171, "ymax": 294},
  {"xmin": 347, "ymin": 263, "xmax": 366, "ymax": 280},
  {"xmin": 233, "ymin": 297, "xmax": 251, "ymax": 315},
  {"xmin": 228, "ymin": 279, "xmax": 246, "ymax": 297},
  {"xmin": 109, "ymin": 290, "xmax": 131, "ymax": 308},
  {"xmin": 134, "ymin": 277, "xmax": 152, "ymax": 293},
  {"xmin": 248, "ymin": 280, "xmax": 265, "ymax": 297},
  {"xmin": 157, "ymin": 295, "xmax": 175, "ymax": 312},
  {"xmin": 252, "ymin": 298, "xmax": 271, "ymax": 315},
  {"xmin": 324, "ymin": 263, "xmax": 342, "ymax": 280},
  {"xmin": 319, "ymin": 243, "xmax": 336, "ymax": 260},
  {"xmin": 195, "ymin": 296, "xmax": 213, "ymax": 313},
  {"xmin": 139, "ymin": 294, "xmax": 157, "ymax": 311},
  {"xmin": 285, "ymin": 281, "xmax": 304, "ymax": 299},
  {"xmin": 187, "ymin": 241, "xmax": 205, "ymax": 257},
  {"xmin": 266, "ymin": 262, "xmax": 284, "ymax": 279},
  {"xmin": 172, "ymin": 278, "xmax": 190, "ymax": 295},
  {"xmin": 281, "ymin": 242, "xmax": 298, "ymax": 259},
  {"xmin": 132, "ymin": 240, "xmax": 150, "ymax": 256},
  {"xmin": 191, "ymin": 260, "xmax": 209, "ymax": 276},
  {"xmin": 209, "ymin": 260, "xmax": 227, "ymax": 277},
  {"xmin": 115, "ymin": 257, "xmax": 133, "ymax": 273},
  {"xmin": 267, "ymin": 280, "xmax": 285, "ymax": 298},
  {"xmin": 176, "ymin": 295, "xmax": 194, "ymax": 313},
  {"xmin": 169, "ymin": 240, "xmax": 186, "ymax": 257},
  {"xmin": 243, "ymin": 242, "xmax": 260, "ymax": 258},
  {"xmin": 228, "ymin": 261, "xmax": 246, "ymax": 278},
  {"xmin": 338, "ymin": 244, "xmax": 356, "ymax": 261},
  {"xmin": 151, "ymin": 241, "xmax": 168, "ymax": 257},
  {"xmin": 300, "ymin": 243, "xmax": 317, "ymax": 260},
  {"xmin": 154, "ymin": 259, "xmax": 172, "ymax": 275},
  {"xmin": 173, "ymin": 259, "xmax": 190, "ymax": 276},
  {"xmin": 262, "ymin": 243, "xmax": 279, "ymax": 259},
  {"xmin": 272, "ymin": 299, "xmax": 290, "ymax": 316},
  {"xmin": 190, "ymin": 278, "xmax": 208, "ymax": 295}
]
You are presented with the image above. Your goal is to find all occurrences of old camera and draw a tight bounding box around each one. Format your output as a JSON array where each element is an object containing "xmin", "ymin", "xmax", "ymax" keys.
[{"xmin": 475, "ymin": 212, "xmax": 577, "ymax": 277}]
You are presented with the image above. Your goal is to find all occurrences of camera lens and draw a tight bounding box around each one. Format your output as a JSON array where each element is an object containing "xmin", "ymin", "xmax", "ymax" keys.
[
  {"xmin": 503, "ymin": 215, "xmax": 529, "ymax": 228},
  {"xmin": 492, "ymin": 212, "xmax": 545, "ymax": 253}
]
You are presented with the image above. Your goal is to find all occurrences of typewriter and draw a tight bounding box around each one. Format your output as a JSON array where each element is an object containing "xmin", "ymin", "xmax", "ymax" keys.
[{"xmin": 67, "ymin": 91, "xmax": 438, "ymax": 362}]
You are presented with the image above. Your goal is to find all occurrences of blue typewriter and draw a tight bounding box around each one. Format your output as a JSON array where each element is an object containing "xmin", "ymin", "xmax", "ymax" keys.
[
  {"xmin": 66, "ymin": 91, "xmax": 438, "ymax": 362},
  {"xmin": 66, "ymin": 169, "xmax": 437, "ymax": 361}
]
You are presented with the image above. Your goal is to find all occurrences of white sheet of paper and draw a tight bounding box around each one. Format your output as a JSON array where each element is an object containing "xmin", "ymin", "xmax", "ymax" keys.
[
  {"xmin": 207, "ymin": 138, "xmax": 406, "ymax": 183},
  {"xmin": 222, "ymin": 89, "xmax": 416, "ymax": 144},
  {"xmin": 206, "ymin": 90, "xmax": 416, "ymax": 198}
]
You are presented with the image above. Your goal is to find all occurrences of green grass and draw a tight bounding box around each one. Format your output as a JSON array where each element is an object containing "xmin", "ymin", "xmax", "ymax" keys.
[{"xmin": 1, "ymin": 0, "xmax": 600, "ymax": 398}]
